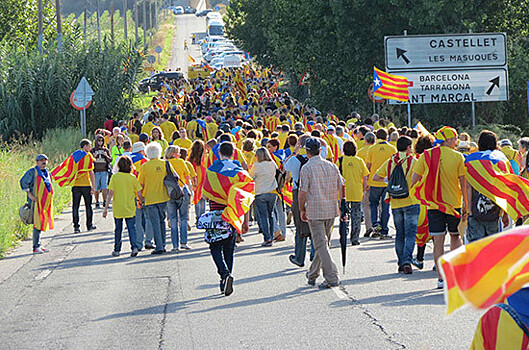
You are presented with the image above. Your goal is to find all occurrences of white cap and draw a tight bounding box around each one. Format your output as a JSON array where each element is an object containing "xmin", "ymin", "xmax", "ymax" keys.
[{"xmin": 132, "ymin": 142, "xmax": 145, "ymax": 153}]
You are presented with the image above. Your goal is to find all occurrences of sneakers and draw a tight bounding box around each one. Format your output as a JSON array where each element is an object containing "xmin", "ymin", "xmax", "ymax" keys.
[
  {"xmin": 351, "ymin": 241, "xmax": 360, "ymax": 246},
  {"xmin": 318, "ymin": 281, "xmax": 340, "ymax": 289},
  {"xmin": 144, "ymin": 244, "xmax": 155, "ymax": 250},
  {"xmin": 363, "ymin": 228, "xmax": 373, "ymax": 238},
  {"xmin": 437, "ymin": 279, "xmax": 444, "ymax": 289},
  {"xmin": 73, "ymin": 228, "xmax": 81, "ymax": 234},
  {"xmin": 289, "ymin": 254, "xmax": 304, "ymax": 267},
  {"xmin": 306, "ymin": 272, "xmax": 316, "ymax": 286},
  {"xmin": 33, "ymin": 247, "xmax": 49, "ymax": 254},
  {"xmin": 180, "ymin": 244, "xmax": 191, "ymax": 250},
  {"xmin": 398, "ymin": 265, "xmax": 404, "ymax": 273},
  {"xmin": 112, "ymin": 251, "xmax": 120, "ymax": 257},
  {"xmin": 131, "ymin": 248, "xmax": 139, "ymax": 257},
  {"xmin": 411, "ymin": 258, "xmax": 424, "ymax": 270},
  {"xmin": 261, "ymin": 240, "xmax": 273, "ymax": 247},
  {"xmin": 379, "ymin": 234, "xmax": 393, "ymax": 240},
  {"xmin": 220, "ymin": 279, "xmax": 226, "ymax": 293},
  {"xmin": 402, "ymin": 264, "xmax": 413, "ymax": 274},
  {"xmin": 87, "ymin": 225, "xmax": 97, "ymax": 231},
  {"xmin": 371, "ymin": 227, "xmax": 382, "ymax": 238},
  {"xmin": 95, "ymin": 202, "xmax": 100, "ymax": 209},
  {"xmin": 171, "ymin": 247, "xmax": 180, "ymax": 252},
  {"xmin": 151, "ymin": 250, "xmax": 165, "ymax": 255},
  {"xmin": 224, "ymin": 275, "xmax": 234, "ymax": 296},
  {"xmin": 274, "ymin": 235, "xmax": 286, "ymax": 242}
]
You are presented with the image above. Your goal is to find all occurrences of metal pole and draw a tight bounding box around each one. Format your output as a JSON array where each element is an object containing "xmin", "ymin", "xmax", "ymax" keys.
[
  {"xmin": 123, "ymin": 0, "xmax": 128, "ymax": 40},
  {"xmin": 110, "ymin": 0, "xmax": 115, "ymax": 44},
  {"xmin": 154, "ymin": 0, "xmax": 158, "ymax": 29},
  {"xmin": 134, "ymin": 0, "xmax": 139, "ymax": 42},
  {"xmin": 143, "ymin": 0, "xmax": 147, "ymax": 47},
  {"xmin": 83, "ymin": 0, "xmax": 87, "ymax": 42},
  {"xmin": 56, "ymin": 0, "xmax": 63, "ymax": 52},
  {"xmin": 407, "ymin": 103, "xmax": 411, "ymax": 128},
  {"xmin": 37, "ymin": 0, "xmax": 43, "ymax": 54},
  {"xmin": 149, "ymin": 0, "xmax": 153, "ymax": 44},
  {"xmin": 96, "ymin": 0, "xmax": 101, "ymax": 44},
  {"xmin": 469, "ymin": 29, "xmax": 476, "ymax": 128}
]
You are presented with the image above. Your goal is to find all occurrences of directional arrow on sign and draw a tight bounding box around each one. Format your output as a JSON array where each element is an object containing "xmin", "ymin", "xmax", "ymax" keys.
[
  {"xmin": 486, "ymin": 76, "xmax": 500, "ymax": 95},
  {"xmin": 396, "ymin": 48, "xmax": 410, "ymax": 64}
]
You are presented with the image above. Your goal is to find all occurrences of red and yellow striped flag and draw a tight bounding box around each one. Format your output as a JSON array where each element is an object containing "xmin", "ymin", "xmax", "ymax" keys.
[
  {"xmin": 373, "ymin": 67, "xmax": 409, "ymax": 102},
  {"xmin": 34, "ymin": 168, "xmax": 54, "ymax": 232},
  {"xmin": 202, "ymin": 159, "xmax": 255, "ymax": 233},
  {"xmin": 323, "ymin": 134, "xmax": 340, "ymax": 164},
  {"xmin": 51, "ymin": 150, "xmax": 94, "ymax": 187},
  {"xmin": 191, "ymin": 155, "xmax": 206, "ymax": 206},
  {"xmin": 234, "ymin": 71, "xmax": 247, "ymax": 100},
  {"xmin": 465, "ymin": 150, "xmax": 529, "ymax": 220},
  {"xmin": 439, "ymin": 226, "xmax": 529, "ymax": 315}
]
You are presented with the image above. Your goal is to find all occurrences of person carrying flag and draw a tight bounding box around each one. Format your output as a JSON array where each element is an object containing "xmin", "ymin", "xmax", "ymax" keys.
[
  {"xmin": 411, "ymin": 126, "xmax": 467, "ymax": 289},
  {"xmin": 52, "ymin": 139, "xmax": 96, "ymax": 234},
  {"xmin": 20, "ymin": 154, "xmax": 54, "ymax": 253}
]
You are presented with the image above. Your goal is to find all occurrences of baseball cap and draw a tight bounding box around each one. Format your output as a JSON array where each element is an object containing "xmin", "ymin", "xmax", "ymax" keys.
[
  {"xmin": 36, "ymin": 154, "xmax": 48, "ymax": 161},
  {"xmin": 304, "ymin": 137, "xmax": 321, "ymax": 151},
  {"xmin": 327, "ymin": 125, "xmax": 335, "ymax": 131},
  {"xmin": 499, "ymin": 139, "xmax": 513, "ymax": 147},
  {"xmin": 132, "ymin": 142, "xmax": 145, "ymax": 153}
]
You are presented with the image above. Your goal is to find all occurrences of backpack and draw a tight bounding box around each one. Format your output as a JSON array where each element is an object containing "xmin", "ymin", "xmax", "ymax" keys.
[
  {"xmin": 294, "ymin": 154, "xmax": 309, "ymax": 188},
  {"xmin": 471, "ymin": 189, "xmax": 500, "ymax": 222},
  {"xmin": 275, "ymin": 168, "xmax": 287, "ymax": 193},
  {"xmin": 197, "ymin": 210, "xmax": 235, "ymax": 243},
  {"xmin": 387, "ymin": 157, "xmax": 411, "ymax": 199},
  {"xmin": 163, "ymin": 161, "xmax": 184, "ymax": 200}
]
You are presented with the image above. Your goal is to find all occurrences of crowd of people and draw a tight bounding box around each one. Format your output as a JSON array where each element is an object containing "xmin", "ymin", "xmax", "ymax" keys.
[{"xmin": 21, "ymin": 65, "xmax": 529, "ymax": 296}]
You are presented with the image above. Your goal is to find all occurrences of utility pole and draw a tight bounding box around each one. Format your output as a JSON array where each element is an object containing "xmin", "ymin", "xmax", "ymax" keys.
[
  {"xmin": 154, "ymin": 0, "xmax": 158, "ymax": 30},
  {"xmin": 110, "ymin": 0, "xmax": 115, "ymax": 44},
  {"xmin": 123, "ymin": 0, "xmax": 128, "ymax": 40},
  {"xmin": 149, "ymin": 0, "xmax": 153, "ymax": 45},
  {"xmin": 143, "ymin": 0, "xmax": 147, "ymax": 47},
  {"xmin": 56, "ymin": 0, "xmax": 63, "ymax": 52},
  {"xmin": 96, "ymin": 0, "xmax": 101, "ymax": 44},
  {"xmin": 84, "ymin": 0, "xmax": 88, "ymax": 42},
  {"xmin": 134, "ymin": 0, "xmax": 139, "ymax": 43},
  {"xmin": 37, "ymin": 0, "xmax": 44, "ymax": 54}
]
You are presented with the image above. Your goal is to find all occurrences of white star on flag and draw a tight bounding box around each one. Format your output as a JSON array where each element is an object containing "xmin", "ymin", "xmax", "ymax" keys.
[{"xmin": 374, "ymin": 78, "xmax": 381, "ymax": 87}]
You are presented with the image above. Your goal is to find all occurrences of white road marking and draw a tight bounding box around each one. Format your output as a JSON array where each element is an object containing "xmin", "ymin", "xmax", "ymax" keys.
[
  {"xmin": 332, "ymin": 286, "xmax": 347, "ymax": 299},
  {"xmin": 35, "ymin": 270, "xmax": 52, "ymax": 281}
]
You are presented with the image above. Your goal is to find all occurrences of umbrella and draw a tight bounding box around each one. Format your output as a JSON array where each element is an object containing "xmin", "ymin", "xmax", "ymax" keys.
[{"xmin": 339, "ymin": 200, "xmax": 349, "ymax": 274}]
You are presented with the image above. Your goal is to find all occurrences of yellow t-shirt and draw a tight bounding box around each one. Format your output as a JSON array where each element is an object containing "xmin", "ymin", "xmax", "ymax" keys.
[
  {"xmin": 357, "ymin": 145, "xmax": 369, "ymax": 162},
  {"xmin": 376, "ymin": 154, "xmax": 418, "ymax": 209},
  {"xmin": 174, "ymin": 138, "xmax": 193, "ymax": 151},
  {"xmin": 154, "ymin": 139, "xmax": 169, "ymax": 153},
  {"xmin": 356, "ymin": 139, "xmax": 365, "ymax": 150},
  {"xmin": 186, "ymin": 120, "xmax": 198, "ymax": 140},
  {"xmin": 141, "ymin": 122, "xmax": 155, "ymax": 136},
  {"xmin": 108, "ymin": 172, "xmax": 142, "ymax": 218},
  {"xmin": 74, "ymin": 152, "xmax": 95, "ymax": 187},
  {"xmin": 347, "ymin": 118, "xmax": 358, "ymax": 126},
  {"xmin": 278, "ymin": 133, "xmax": 288, "ymax": 149},
  {"xmin": 168, "ymin": 158, "xmax": 190, "ymax": 183},
  {"xmin": 138, "ymin": 159, "xmax": 171, "ymax": 205},
  {"xmin": 366, "ymin": 141, "xmax": 397, "ymax": 187},
  {"xmin": 206, "ymin": 122, "xmax": 218, "ymax": 140},
  {"xmin": 413, "ymin": 146, "xmax": 466, "ymax": 209},
  {"xmin": 340, "ymin": 156, "xmax": 369, "ymax": 202},
  {"xmin": 243, "ymin": 150, "xmax": 256, "ymax": 169},
  {"xmin": 185, "ymin": 160, "xmax": 196, "ymax": 178},
  {"xmin": 129, "ymin": 134, "xmax": 139, "ymax": 145},
  {"xmin": 160, "ymin": 121, "xmax": 177, "ymax": 142}
]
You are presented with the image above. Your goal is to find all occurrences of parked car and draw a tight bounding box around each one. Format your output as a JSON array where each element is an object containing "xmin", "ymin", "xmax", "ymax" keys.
[
  {"xmin": 196, "ymin": 9, "xmax": 212, "ymax": 17},
  {"xmin": 138, "ymin": 72, "xmax": 184, "ymax": 93},
  {"xmin": 173, "ymin": 6, "xmax": 184, "ymax": 15},
  {"xmin": 184, "ymin": 6, "xmax": 196, "ymax": 14}
]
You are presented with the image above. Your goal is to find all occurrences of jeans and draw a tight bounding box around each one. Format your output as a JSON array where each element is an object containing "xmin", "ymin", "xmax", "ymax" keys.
[
  {"xmin": 167, "ymin": 197, "xmax": 184, "ymax": 248},
  {"xmin": 72, "ymin": 186, "xmax": 93, "ymax": 230},
  {"xmin": 209, "ymin": 233, "xmax": 236, "ymax": 279},
  {"xmin": 254, "ymin": 193, "xmax": 277, "ymax": 241},
  {"xmin": 145, "ymin": 202, "xmax": 167, "ymax": 251},
  {"xmin": 135, "ymin": 206, "xmax": 153, "ymax": 248},
  {"xmin": 32, "ymin": 228, "xmax": 41, "ymax": 249},
  {"xmin": 369, "ymin": 186, "xmax": 390, "ymax": 235},
  {"xmin": 195, "ymin": 198, "xmax": 206, "ymax": 224},
  {"xmin": 392, "ymin": 204, "xmax": 420, "ymax": 266},
  {"xmin": 340, "ymin": 201, "xmax": 362, "ymax": 243},
  {"xmin": 94, "ymin": 171, "xmax": 108, "ymax": 191},
  {"xmin": 274, "ymin": 197, "xmax": 287, "ymax": 236},
  {"xmin": 114, "ymin": 217, "xmax": 138, "ymax": 252},
  {"xmin": 466, "ymin": 216, "xmax": 500, "ymax": 243}
]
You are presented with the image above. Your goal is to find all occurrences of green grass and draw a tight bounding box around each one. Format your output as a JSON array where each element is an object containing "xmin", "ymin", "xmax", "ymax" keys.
[{"xmin": 0, "ymin": 128, "xmax": 83, "ymax": 257}]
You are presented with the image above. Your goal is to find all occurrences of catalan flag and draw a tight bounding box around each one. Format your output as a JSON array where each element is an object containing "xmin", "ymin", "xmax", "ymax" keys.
[
  {"xmin": 51, "ymin": 150, "xmax": 94, "ymax": 187},
  {"xmin": 323, "ymin": 134, "xmax": 340, "ymax": 164},
  {"xmin": 439, "ymin": 226, "xmax": 529, "ymax": 315},
  {"xmin": 282, "ymin": 183, "xmax": 293, "ymax": 207},
  {"xmin": 414, "ymin": 146, "xmax": 460, "ymax": 217},
  {"xmin": 465, "ymin": 150, "xmax": 529, "ymax": 220},
  {"xmin": 202, "ymin": 159, "xmax": 255, "ymax": 233},
  {"xmin": 34, "ymin": 167, "xmax": 54, "ymax": 232},
  {"xmin": 234, "ymin": 71, "xmax": 247, "ymax": 100},
  {"xmin": 373, "ymin": 67, "xmax": 409, "ymax": 102},
  {"xmin": 415, "ymin": 206, "xmax": 430, "ymax": 247},
  {"xmin": 191, "ymin": 156, "xmax": 206, "ymax": 206}
]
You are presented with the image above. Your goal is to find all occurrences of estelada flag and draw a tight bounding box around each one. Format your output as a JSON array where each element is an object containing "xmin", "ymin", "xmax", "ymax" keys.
[
  {"xmin": 202, "ymin": 159, "xmax": 255, "ymax": 233},
  {"xmin": 439, "ymin": 226, "xmax": 529, "ymax": 315},
  {"xmin": 373, "ymin": 67, "xmax": 409, "ymax": 102},
  {"xmin": 33, "ymin": 167, "xmax": 54, "ymax": 232},
  {"xmin": 234, "ymin": 71, "xmax": 247, "ymax": 100},
  {"xmin": 51, "ymin": 150, "xmax": 94, "ymax": 187},
  {"xmin": 465, "ymin": 150, "xmax": 529, "ymax": 220}
]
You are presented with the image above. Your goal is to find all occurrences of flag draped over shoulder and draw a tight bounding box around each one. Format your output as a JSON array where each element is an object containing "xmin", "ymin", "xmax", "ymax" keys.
[
  {"xmin": 51, "ymin": 150, "xmax": 93, "ymax": 187},
  {"xmin": 34, "ymin": 167, "xmax": 54, "ymax": 232},
  {"xmin": 234, "ymin": 71, "xmax": 247, "ymax": 100},
  {"xmin": 465, "ymin": 150, "xmax": 529, "ymax": 220},
  {"xmin": 439, "ymin": 226, "xmax": 529, "ymax": 315},
  {"xmin": 373, "ymin": 67, "xmax": 409, "ymax": 102},
  {"xmin": 202, "ymin": 159, "xmax": 255, "ymax": 233},
  {"xmin": 192, "ymin": 155, "xmax": 207, "ymax": 206},
  {"xmin": 414, "ymin": 146, "xmax": 460, "ymax": 217},
  {"xmin": 323, "ymin": 134, "xmax": 340, "ymax": 163}
]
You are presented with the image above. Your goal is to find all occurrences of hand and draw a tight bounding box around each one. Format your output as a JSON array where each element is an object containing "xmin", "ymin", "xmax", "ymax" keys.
[
  {"xmin": 300, "ymin": 210, "xmax": 308, "ymax": 222},
  {"xmin": 102, "ymin": 209, "xmax": 108, "ymax": 218},
  {"xmin": 28, "ymin": 194, "xmax": 37, "ymax": 202},
  {"xmin": 90, "ymin": 187, "xmax": 95, "ymax": 195}
]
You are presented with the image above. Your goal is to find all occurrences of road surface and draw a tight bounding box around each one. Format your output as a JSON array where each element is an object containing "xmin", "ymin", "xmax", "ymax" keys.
[
  {"xmin": 169, "ymin": 14, "xmax": 206, "ymax": 77},
  {"xmin": 0, "ymin": 15, "xmax": 483, "ymax": 350}
]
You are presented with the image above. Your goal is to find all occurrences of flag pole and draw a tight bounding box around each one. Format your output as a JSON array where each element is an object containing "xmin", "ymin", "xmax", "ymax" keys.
[{"xmin": 404, "ymin": 30, "xmax": 411, "ymax": 127}]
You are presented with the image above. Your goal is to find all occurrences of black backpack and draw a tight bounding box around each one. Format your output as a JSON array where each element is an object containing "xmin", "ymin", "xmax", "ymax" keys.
[
  {"xmin": 164, "ymin": 161, "xmax": 184, "ymax": 200},
  {"xmin": 275, "ymin": 168, "xmax": 287, "ymax": 193},
  {"xmin": 387, "ymin": 159, "xmax": 410, "ymax": 199}
]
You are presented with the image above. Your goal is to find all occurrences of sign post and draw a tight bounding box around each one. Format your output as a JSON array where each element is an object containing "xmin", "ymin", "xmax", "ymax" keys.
[{"xmin": 71, "ymin": 77, "xmax": 95, "ymax": 138}]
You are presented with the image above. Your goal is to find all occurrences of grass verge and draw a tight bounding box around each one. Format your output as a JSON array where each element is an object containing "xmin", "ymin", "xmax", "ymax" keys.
[{"xmin": 0, "ymin": 128, "xmax": 82, "ymax": 257}]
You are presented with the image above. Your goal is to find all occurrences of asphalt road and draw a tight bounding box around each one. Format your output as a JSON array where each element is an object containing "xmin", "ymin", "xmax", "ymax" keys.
[
  {"xmin": 168, "ymin": 14, "xmax": 206, "ymax": 76},
  {"xmin": 0, "ymin": 16, "xmax": 484, "ymax": 350}
]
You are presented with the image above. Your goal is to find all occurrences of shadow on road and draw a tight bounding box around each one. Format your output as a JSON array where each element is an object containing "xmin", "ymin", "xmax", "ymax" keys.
[{"xmin": 348, "ymin": 289, "xmax": 444, "ymax": 307}]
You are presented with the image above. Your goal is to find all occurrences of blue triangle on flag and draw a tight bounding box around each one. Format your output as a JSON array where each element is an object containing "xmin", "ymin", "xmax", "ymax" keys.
[{"xmin": 373, "ymin": 69, "xmax": 383, "ymax": 92}]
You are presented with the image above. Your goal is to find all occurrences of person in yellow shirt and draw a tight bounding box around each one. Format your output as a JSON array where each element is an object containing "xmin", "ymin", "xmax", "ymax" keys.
[
  {"xmin": 72, "ymin": 139, "xmax": 96, "ymax": 234},
  {"xmin": 356, "ymin": 131, "xmax": 376, "ymax": 237},
  {"xmin": 129, "ymin": 127, "xmax": 140, "ymax": 145},
  {"xmin": 103, "ymin": 155, "xmax": 143, "ymax": 257},
  {"xmin": 242, "ymin": 138, "xmax": 256, "ymax": 171},
  {"xmin": 138, "ymin": 142, "xmax": 173, "ymax": 254},
  {"xmin": 141, "ymin": 114, "xmax": 156, "ymax": 136},
  {"xmin": 366, "ymin": 128, "xmax": 397, "ymax": 238},
  {"xmin": 174, "ymin": 128, "xmax": 193, "ymax": 152},
  {"xmin": 205, "ymin": 116, "xmax": 218, "ymax": 141},
  {"xmin": 151, "ymin": 127, "xmax": 169, "ymax": 153},
  {"xmin": 186, "ymin": 117, "xmax": 199, "ymax": 140},
  {"xmin": 374, "ymin": 136, "xmax": 418, "ymax": 274},
  {"xmin": 165, "ymin": 146, "xmax": 192, "ymax": 251},
  {"xmin": 160, "ymin": 115, "xmax": 177, "ymax": 143},
  {"xmin": 338, "ymin": 140, "xmax": 369, "ymax": 245}
]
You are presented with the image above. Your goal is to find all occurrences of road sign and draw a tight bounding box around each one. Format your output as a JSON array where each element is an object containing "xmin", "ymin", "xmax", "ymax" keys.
[
  {"xmin": 368, "ymin": 83, "xmax": 384, "ymax": 103},
  {"xmin": 146, "ymin": 55, "xmax": 156, "ymax": 64},
  {"xmin": 387, "ymin": 68, "xmax": 508, "ymax": 105},
  {"xmin": 385, "ymin": 33, "xmax": 507, "ymax": 71},
  {"xmin": 71, "ymin": 77, "xmax": 94, "ymax": 110},
  {"xmin": 155, "ymin": 46, "xmax": 163, "ymax": 54}
]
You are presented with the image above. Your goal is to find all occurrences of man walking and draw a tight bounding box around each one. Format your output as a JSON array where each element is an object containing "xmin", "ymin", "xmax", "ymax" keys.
[{"xmin": 299, "ymin": 138, "xmax": 344, "ymax": 288}]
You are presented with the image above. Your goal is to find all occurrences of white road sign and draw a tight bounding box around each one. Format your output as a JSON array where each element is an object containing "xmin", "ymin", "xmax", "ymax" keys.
[
  {"xmin": 387, "ymin": 69, "xmax": 508, "ymax": 105},
  {"xmin": 223, "ymin": 55, "xmax": 241, "ymax": 67},
  {"xmin": 385, "ymin": 33, "xmax": 507, "ymax": 71},
  {"xmin": 72, "ymin": 77, "xmax": 94, "ymax": 106}
]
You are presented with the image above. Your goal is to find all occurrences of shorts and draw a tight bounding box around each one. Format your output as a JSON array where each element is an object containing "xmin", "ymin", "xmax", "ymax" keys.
[
  {"xmin": 94, "ymin": 171, "xmax": 108, "ymax": 191},
  {"xmin": 427, "ymin": 209, "xmax": 461, "ymax": 236}
]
